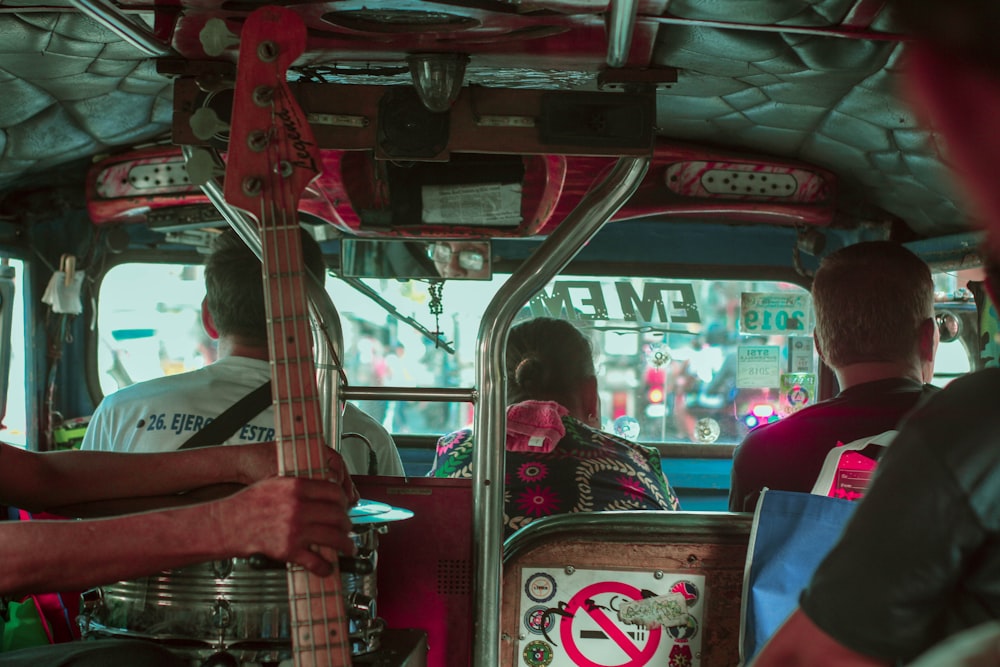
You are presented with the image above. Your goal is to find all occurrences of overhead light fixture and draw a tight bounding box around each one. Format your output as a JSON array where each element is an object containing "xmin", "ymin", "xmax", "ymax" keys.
[{"xmin": 407, "ymin": 53, "xmax": 469, "ymax": 113}]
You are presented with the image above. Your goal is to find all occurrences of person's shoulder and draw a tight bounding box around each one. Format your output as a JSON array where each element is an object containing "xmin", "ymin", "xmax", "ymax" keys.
[
  {"xmin": 933, "ymin": 367, "xmax": 1000, "ymax": 397},
  {"xmin": 343, "ymin": 402, "xmax": 378, "ymax": 427},
  {"xmin": 96, "ymin": 372, "xmax": 194, "ymax": 409},
  {"xmin": 906, "ymin": 369, "xmax": 1000, "ymax": 425},
  {"xmin": 342, "ymin": 402, "xmax": 393, "ymax": 444}
]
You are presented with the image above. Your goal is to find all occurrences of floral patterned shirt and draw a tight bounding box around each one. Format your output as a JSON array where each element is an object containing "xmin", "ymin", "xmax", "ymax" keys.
[{"xmin": 430, "ymin": 415, "xmax": 681, "ymax": 538}]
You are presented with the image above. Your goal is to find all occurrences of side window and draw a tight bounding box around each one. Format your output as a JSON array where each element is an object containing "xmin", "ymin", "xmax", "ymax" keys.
[{"xmin": 96, "ymin": 263, "xmax": 211, "ymax": 396}]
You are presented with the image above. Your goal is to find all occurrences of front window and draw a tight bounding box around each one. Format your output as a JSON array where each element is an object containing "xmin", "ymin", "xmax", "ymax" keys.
[{"xmin": 95, "ymin": 264, "xmax": 821, "ymax": 446}]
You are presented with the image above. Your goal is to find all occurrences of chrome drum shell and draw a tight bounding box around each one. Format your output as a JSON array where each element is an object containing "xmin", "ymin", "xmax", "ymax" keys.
[{"xmin": 80, "ymin": 526, "xmax": 383, "ymax": 664}]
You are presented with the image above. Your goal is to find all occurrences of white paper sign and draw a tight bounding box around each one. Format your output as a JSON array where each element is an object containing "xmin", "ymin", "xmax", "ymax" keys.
[{"xmin": 737, "ymin": 345, "xmax": 782, "ymax": 388}]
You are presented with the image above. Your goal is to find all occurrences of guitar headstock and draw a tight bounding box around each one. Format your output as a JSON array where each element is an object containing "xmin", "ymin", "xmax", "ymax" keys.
[{"xmin": 223, "ymin": 6, "xmax": 319, "ymax": 218}]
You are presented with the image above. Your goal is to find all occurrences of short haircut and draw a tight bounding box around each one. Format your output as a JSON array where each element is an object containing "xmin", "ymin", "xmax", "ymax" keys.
[
  {"xmin": 506, "ymin": 317, "xmax": 595, "ymax": 405},
  {"xmin": 204, "ymin": 227, "xmax": 326, "ymax": 345},
  {"xmin": 812, "ymin": 241, "xmax": 934, "ymax": 368}
]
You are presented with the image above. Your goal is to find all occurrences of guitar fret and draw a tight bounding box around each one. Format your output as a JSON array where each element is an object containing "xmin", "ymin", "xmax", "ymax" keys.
[
  {"xmin": 262, "ymin": 223, "xmax": 304, "ymax": 232},
  {"xmin": 266, "ymin": 314, "xmax": 309, "ymax": 323},
  {"xmin": 276, "ymin": 437, "xmax": 327, "ymax": 449},
  {"xmin": 271, "ymin": 359, "xmax": 320, "ymax": 370},
  {"xmin": 266, "ymin": 270, "xmax": 312, "ymax": 279}
]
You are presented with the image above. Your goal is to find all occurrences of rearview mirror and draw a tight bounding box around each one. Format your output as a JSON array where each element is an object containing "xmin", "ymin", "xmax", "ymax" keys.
[
  {"xmin": 936, "ymin": 310, "xmax": 961, "ymax": 344},
  {"xmin": 341, "ymin": 239, "xmax": 493, "ymax": 280}
]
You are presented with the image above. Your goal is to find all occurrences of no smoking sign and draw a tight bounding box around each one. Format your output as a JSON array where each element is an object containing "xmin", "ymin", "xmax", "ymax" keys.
[{"xmin": 518, "ymin": 568, "xmax": 705, "ymax": 667}]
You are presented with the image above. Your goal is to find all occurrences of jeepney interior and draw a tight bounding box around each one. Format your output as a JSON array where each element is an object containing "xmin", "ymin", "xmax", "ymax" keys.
[{"xmin": 0, "ymin": 1, "xmax": 997, "ymax": 666}]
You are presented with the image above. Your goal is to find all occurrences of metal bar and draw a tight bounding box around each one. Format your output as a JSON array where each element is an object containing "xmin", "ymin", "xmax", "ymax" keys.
[
  {"xmin": 65, "ymin": 0, "xmax": 175, "ymax": 57},
  {"xmin": 471, "ymin": 156, "xmax": 649, "ymax": 667},
  {"xmin": 650, "ymin": 15, "xmax": 906, "ymax": 41},
  {"xmin": 607, "ymin": 0, "xmax": 640, "ymax": 68},
  {"xmin": 342, "ymin": 386, "xmax": 476, "ymax": 403}
]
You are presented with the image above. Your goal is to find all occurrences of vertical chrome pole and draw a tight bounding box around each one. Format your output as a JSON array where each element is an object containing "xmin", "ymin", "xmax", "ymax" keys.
[
  {"xmin": 607, "ymin": 0, "xmax": 639, "ymax": 68},
  {"xmin": 471, "ymin": 156, "xmax": 649, "ymax": 666}
]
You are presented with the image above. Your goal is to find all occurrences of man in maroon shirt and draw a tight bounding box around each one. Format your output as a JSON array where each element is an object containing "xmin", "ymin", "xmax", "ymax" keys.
[{"xmin": 729, "ymin": 240, "xmax": 939, "ymax": 512}]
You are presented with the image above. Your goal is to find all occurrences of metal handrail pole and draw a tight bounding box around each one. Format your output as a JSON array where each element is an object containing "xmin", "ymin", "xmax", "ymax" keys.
[
  {"xmin": 607, "ymin": 0, "xmax": 639, "ymax": 68},
  {"xmin": 343, "ymin": 386, "xmax": 476, "ymax": 403},
  {"xmin": 67, "ymin": 0, "xmax": 175, "ymax": 57},
  {"xmin": 471, "ymin": 156, "xmax": 650, "ymax": 667}
]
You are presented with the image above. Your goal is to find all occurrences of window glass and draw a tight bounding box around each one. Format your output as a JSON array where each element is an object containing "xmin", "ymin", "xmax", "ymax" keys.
[
  {"xmin": 330, "ymin": 275, "xmax": 817, "ymax": 446},
  {"xmin": 96, "ymin": 263, "xmax": 211, "ymax": 397},
  {"xmin": 102, "ymin": 264, "xmax": 992, "ymax": 446}
]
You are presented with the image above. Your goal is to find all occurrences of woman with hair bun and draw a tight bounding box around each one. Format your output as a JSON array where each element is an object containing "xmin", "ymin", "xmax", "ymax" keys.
[{"xmin": 431, "ymin": 317, "xmax": 679, "ymax": 538}]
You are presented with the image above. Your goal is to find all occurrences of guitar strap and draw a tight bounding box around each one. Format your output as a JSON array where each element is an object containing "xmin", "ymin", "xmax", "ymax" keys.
[{"xmin": 178, "ymin": 381, "xmax": 272, "ymax": 450}]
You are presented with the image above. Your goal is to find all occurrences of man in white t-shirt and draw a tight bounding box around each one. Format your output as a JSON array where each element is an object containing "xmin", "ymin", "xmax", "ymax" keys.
[{"xmin": 82, "ymin": 228, "xmax": 404, "ymax": 476}]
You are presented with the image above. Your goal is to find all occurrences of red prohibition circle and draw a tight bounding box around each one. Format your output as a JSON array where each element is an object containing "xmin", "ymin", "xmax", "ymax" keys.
[{"xmin": 558, "ymin": 581, "xmax": 661, "ymax": 667}]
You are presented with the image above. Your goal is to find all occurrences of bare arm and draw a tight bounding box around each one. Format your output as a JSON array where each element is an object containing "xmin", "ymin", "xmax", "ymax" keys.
[
  {"xmin": 750, "ymin": 609, "xmax": 891, "ymax": 667},
  {"xmin": 0, "ymin": 476, "xmax": 355, "ymax": 598},
  {"xmin": 0, "ymin": 441, "xmax": 356, "ymax": 514},
  {"xmin": 50, "ymin": 483, "xmax": 246, "ymax": 517}
]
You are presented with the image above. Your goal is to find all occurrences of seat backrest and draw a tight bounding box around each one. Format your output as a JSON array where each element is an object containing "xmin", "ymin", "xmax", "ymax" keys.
[
  {"xmin": 502, "ymin": 511, "xmax": 752, "ymax": 667},
  {"xmin": 810, "ymin": 429, "xmax": 898, "ymax": 500}
]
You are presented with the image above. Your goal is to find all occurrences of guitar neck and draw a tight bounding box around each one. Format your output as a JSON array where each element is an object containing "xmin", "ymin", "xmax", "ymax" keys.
[
  {"xmin": 260, "ymin": 202, "xmax": 352, "ymax": 666},
  {"xmin": 222, "ymin": 6, "xmax": 352, "ymax": 663},
  {"xmin": 259, "ymin": 208, "xmax": 327, "ymax": 478}
]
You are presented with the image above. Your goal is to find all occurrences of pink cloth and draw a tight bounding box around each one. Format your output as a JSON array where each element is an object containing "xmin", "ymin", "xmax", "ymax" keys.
[{"xmin": 505, "ymin": 400, "xmax": 568, "ymax": 453}]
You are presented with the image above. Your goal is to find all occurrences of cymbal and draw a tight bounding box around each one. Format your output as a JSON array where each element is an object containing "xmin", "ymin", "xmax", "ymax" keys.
[{"xmin": 349, "ymin": 498, "xmax": 414, "ymax": 525}]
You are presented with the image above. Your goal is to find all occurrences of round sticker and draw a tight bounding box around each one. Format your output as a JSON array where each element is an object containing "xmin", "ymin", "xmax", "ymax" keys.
[
  {"xmin": 524, "ymin": 605, "xmax": 554, "ymax": 635},
  {"xmin": 667, "ymin": 615, "xmax": 699, "ymax": 641},
  {"xmin": 670, "ymin": 580, "xmax": 700, "ymax": 606},
  {"xmin": 525, "ymin": 572, "xmax": 557, "ymax": 603},
  {"xmin": 522, "ymin": 640, "xmax": 554, "ymax": 667}
]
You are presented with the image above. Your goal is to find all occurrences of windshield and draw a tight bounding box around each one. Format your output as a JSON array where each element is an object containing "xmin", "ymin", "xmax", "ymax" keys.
[{"xmin": 95, "ymin": 263, "xmax": 826, "ymax": 446}]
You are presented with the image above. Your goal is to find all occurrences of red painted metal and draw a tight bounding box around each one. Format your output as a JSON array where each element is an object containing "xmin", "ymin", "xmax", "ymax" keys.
[
  {"xmin": 163, "ymin": 1, "xmax": 660, "ymax": 70},
  {"xmin": 89, "ymin": 141, "xmax": 835, "ymax": 232}
]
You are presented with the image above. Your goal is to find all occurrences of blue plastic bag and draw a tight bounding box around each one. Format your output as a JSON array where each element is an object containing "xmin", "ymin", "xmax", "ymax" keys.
[{"xmin": 739, "ymin": 489, "xmax": 858, "ymax": 664}]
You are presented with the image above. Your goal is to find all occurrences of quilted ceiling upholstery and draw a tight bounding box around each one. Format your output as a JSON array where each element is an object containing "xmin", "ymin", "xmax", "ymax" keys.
[
  {"xmin": 0, "ymin": 4, "xmax": 172, "ymax": 187},
  {"xmin": 0, "ymin": 0, "xmax": 969, "ymax": 238}
]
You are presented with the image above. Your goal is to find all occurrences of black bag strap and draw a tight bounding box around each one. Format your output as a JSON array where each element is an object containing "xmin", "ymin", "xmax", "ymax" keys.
[{"xmin": 178, "ymin": 381, "xmax": 272, "ymax": 450}]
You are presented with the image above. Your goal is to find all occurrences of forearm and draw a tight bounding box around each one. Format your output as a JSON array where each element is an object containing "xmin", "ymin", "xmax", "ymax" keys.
[
  {"xmin": 0, "ymin": 504, "xmax": 233, "ymax": 597},
  {"xmin": 7, "ymin": 444, "xmax": 270, "ymax": 511},
  {"xmin": 50, "ymin": 483, "xmax": 245, "ymax": 518},
  {"xmin": 2, "ymin": 477, "xmax": 356, "ymax": 598}
]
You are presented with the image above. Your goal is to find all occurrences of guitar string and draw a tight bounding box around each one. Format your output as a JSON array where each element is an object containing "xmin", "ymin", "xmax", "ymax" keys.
[{"xmin": 260, "ymin": 33, "xmax": 347, "ymax": 662}]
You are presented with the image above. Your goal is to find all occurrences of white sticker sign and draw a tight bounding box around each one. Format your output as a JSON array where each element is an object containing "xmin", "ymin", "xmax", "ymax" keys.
[
  {"xmin": 737, "ymin": 345, "xmax": 782, "ymax": 388},
  {"xmin": 422, "ymin": 182, "xmax": 523, "ymax": 226},
  {"xmin": 740, "ymin": 292, "xmax": 812, "ymax": 334},
  {"xmin": 788, "ymin": 336, "xmax": 814, "ymax": 374},
  {"xmin": 517, "ymin": 568, "xmax": 705, "ymax": 667}
]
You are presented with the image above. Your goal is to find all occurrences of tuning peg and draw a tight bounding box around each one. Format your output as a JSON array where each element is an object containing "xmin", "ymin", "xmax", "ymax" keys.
[
  {"xmin": 189, "ymin": 107, "xmax": 230, "ymax": 141},
  {"xmin": 200, "ymin": 17, "xmax": 240, "ymax": 57},
  {"xmin": 195, "ymin": 73, "xmax": 235, "ymax": 94},
  {"xmin": 185, "ymin": 148, "xmax": 225, "ymax": 186}
]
